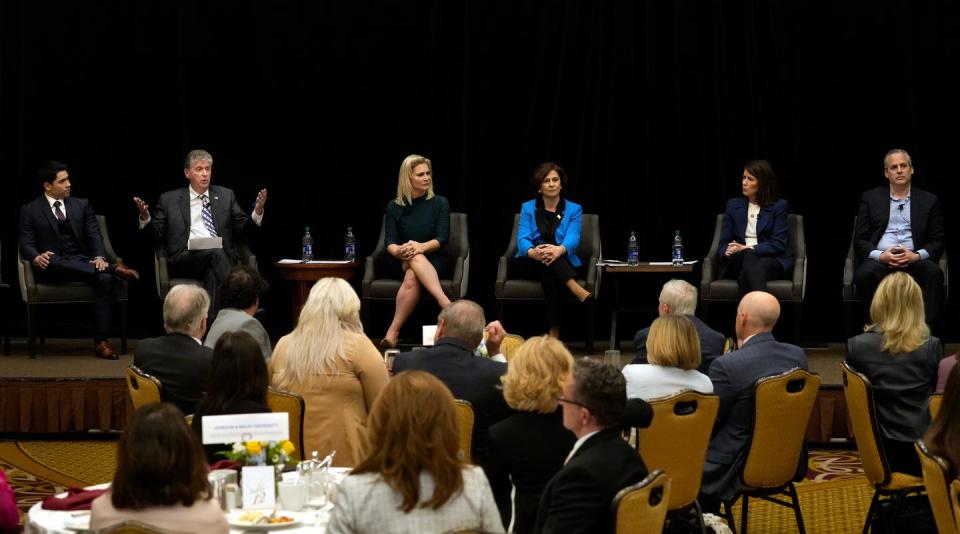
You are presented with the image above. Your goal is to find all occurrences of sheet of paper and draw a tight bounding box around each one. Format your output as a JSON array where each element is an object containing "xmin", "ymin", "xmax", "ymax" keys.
[
  {"xmin": 201, "ymin": 413, "xmax": 289, "ymax": 444},
  {"xmin": 242, "ymin": 466, "xmax": 276, "ymax": 510},
  {"xmin": 187, "ymin": 236, "xmax": 223, "ymax": 250},
  {"xmin": 648, "ymin": 260, "xmax": 699, "ymax": 266},
  {"xmin": 422, "ymin": 325, "xmax": 437, "ymax": 346}
]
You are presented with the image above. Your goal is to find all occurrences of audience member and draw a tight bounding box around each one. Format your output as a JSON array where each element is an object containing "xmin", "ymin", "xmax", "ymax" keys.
[
  {"xmin": 533, "ymin": 358, "xmax": 648, "ymax": 534},
  {"xmin": 699, "ymin": 291, "xmax": 807, "ymax": 513},
  {"xmin": 925, "ymin": 364, "xmax": 960, "ymax": 479},
  {"xmin": 0, "ymin": 470, "xmax": 17, "ymax": 530},
  {"xmin": 847, "ymin": 271, "xmax": 939, "ymax": 476},
  {"xmin": 937, "ymin": 353, "xmax": 958, "ymax": 392},
  {"xmin": 135, "ymin": 149, "xmax": 267, "ymax": 317},
  {"xmin": 853, "ymin": 148, "xmax": 944, "ymax": 329},
  {"xmin": 191, "ymin": 331, "xmax": 271, "ymax": 463},
  {"xmin": 90, "ymin": 403, "xmax": 228, "ymax": 533},
  {"xmin": 623, "ymin": 314, "xmax": 713, "ymax": 400},
  {"xmin": 327, "ymin": 370, "xmax": 503, "ymax": 534},
  {"xmin": 393, "ymin": 300, "xmax": 512, "ymax": 465},
  {"xmin": 486, "ymin": 336, "xmax": 577, "ymax": 533},
  {"xmin": 134, "ymin": 284, "xmax": 213, "ymax": 415},
  {"xmin": 19, "ymin": 160, "xmax": 139, "ymax": 359},
  {"xmin": 631, "ymin": 279, "xmax": 724, "ymax": 374},
  {"xmin": 204, "ymin": 265, "xmax": 271, "ymax": 361},
  {"xmin": 269, "ymin": 277, "xmax": 388, "ymax": 467}
]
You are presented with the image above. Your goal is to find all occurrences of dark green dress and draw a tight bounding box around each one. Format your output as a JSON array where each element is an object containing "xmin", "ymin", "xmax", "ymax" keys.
[{"xmin": 382, "ymin": 195, "xmax": 451, "ymax": 278}]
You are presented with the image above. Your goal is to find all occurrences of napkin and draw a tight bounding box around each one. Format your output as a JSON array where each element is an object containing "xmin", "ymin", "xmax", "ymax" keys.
[{"xmin": 42, "ymin": 487, "xmax": 108, "ymax": 511}]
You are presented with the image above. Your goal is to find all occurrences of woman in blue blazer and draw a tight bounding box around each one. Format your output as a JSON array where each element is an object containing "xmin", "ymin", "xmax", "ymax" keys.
[
  {"xmin": 718, "ymin": 160, "xmax": 793, "ymax": 298},
  {"xmin": 513, "ymin": 163, "xmax": 592, "ymax": 338}
]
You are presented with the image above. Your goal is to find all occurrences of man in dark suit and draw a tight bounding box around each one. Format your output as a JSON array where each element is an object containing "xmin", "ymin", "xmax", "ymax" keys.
[
  {"xmin": 699, "ymin": 291, "xmax": 808, "ymax": 512},
  {"xmin": 533, "ymin": 358, "xmax": 648, "ymax": 534},
  {"xmin": 19, "ymin": 161, "xmax": 139, "ymax": 359},
  {"xmin": 853, "ymin": 148, "xmax": 944, "ymax": 327},
  {"xmin": 632, "ymin": 279, "xmax": 726, "ymax": 373},
  {"xmin": 392, "ymin": 299, "xmax": 512, "ymax": 465},
  {"xmin": 134, "ymin": 149, "xmax": 267, "ymax": 315},
  {"xmin": 134, "ymin": 284, "xmax": 214, "ymax": 415}
]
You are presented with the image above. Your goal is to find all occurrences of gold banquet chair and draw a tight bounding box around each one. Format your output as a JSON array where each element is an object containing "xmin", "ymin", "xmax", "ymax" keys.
[
  {"xmin": 842, "ymin": 363, "xmax": 925, "ymax": 534},
  {"xmin": 125, "ymin": 365, "xmax": 162, "ymax": 410},
  {"xmin": 454, "ymin": 399, "xmax": 475, "ymax": 464},
  {"xmin": 636, "ymin": 390, "xmax": 719, "ymax": 530},
  {"xmin": 266, "ymin": 387, "xmax": 305, "ymax": 462},
  {"xmin": 929, "ymin": 392, "xmax": 943, "ymax": 420},
  {"xmin": 722, "ymin": 368, "xmax": 820, "ymax": 534},
  {"xmin": 915, "ymin": 440, "xmax": 958, "ymax": 534},
  {"xmin": 612, "ymin": 469, "xmax": 672, "ymax": 534},
  {"xmin": 99, "ymin": 520, "xmax": 170, "ymax": 534},
  {"xmin": 499, "ymin": 333, "xmax": 525, "ymax": 361}
]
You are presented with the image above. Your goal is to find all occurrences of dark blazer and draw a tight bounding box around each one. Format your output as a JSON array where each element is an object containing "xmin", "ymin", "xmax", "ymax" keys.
[
  {"xmin": 718, "ymin": 197, "xmax": 793, "ymax": 274},
  {"xmin": 19, "ymin": 195, "xmax": 105, "ymax": 262},
  {"xmin": 533, "ymin": 427, "xmax": 647, "ymax": 534},
  {"xmin": 144, "ymin": 185, "xmax": 252, "ymax": 263},
  {"xmin": 393, "ymin": 337, "xmax": 512, "ymax": 463},
  {"xmin": 192, "ymin": 398, "xmax": 271, "ymax": 463},
  {"xmin": 515, "ymin": 198, "xmax": 583, "ymax": 267},
  {"xmin": 632, "ymin": 315, "xmax": 726, "ymax": 374},
  {"xmin": 854, "ymin": 186, "xmax": 944, "ymax": 263},
  {"xmin": 846, "ymin": 332, "xmax": 940, "ymax": 442},
  {"xmin": 134, "ymin": 333, "xmax": 214, "ymax": 416},
  {"xmin": 701, "ymin": 332, "xmax": 807, "ymax": 500},
  {"xmin": 487, "ymin": 409, "xmax": 576, "ymax": 533}
]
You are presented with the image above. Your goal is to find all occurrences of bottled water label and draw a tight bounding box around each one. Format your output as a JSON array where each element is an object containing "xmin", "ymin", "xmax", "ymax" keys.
[{"xmin": 302, "ymin": 244, "xmax": 313, "ymax": 261}]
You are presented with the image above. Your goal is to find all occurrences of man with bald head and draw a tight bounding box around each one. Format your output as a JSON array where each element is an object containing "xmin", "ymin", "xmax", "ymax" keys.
[
  {"xmin": 392, "ymin": 299, "xmax": 512, "ymax": 464},
  {"xmin": 698, "ymin": 291, "xmax": 807, "ymax": 512}
]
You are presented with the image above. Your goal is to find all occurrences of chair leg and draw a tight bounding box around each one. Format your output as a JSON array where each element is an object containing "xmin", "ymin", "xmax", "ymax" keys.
[
  {"xmin": 585, "ymin": 299, "xmax": 595, "ymax": 353},
  {"xmin": 862, "ymin": 491, "xmax": 879, "ymax": 534},
  {"xmin": 693, "ymin": 499, "xmax": 707, "ymax": 534},
  {"xmin": 788, "ymin": 482, "xmax": 805, "ymax": 534},
  {"xmin": 27, "ymin": 303, "xmax": 38, "ymax": 359},
  {"xmin": 362, "ymin": 298, "xmax": 371, "ymax": 331},
  {"xmin": 793, "ymin": 302, "xmax": 802, "ymax": 344},
  {"xmin": 723, "ymin": 499, "xmax": 737, "ymax": 534},
  {"xmin": 496, "ymin": 299, "xmax": 504, "ymax": 322},
  {"xmin": 741, "ymin": 495, "xmax": 749, "ymax": 534},
  {"xmin": 120, "ymin": 300, "xmax": 128, "ymax": 355}
]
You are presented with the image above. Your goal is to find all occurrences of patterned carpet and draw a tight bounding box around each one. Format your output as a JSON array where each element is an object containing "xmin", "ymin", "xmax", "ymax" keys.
[{"xmin": 0, "ymin": 443, "xmax": 875, "ymax": 533}]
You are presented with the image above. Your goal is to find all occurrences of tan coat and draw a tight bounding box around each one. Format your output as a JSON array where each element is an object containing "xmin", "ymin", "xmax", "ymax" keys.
[{"xmin": 269, "ymin": 330, "xmax": 389, "ymax": 467}]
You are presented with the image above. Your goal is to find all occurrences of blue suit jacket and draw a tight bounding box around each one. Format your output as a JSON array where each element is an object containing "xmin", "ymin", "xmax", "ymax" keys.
[
  {"xmin": 718, "ymin": 197, "xmax": 793, "ymax": 274},
  {"xmin": 515, "ymin": 198, "xmax": 583, "ymax": 267}
]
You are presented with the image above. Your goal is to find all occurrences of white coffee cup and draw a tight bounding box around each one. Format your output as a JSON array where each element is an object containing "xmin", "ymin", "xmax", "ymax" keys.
[{"xmin": 277, "ymin": 480, "xmax": 308, "ymax": 511}]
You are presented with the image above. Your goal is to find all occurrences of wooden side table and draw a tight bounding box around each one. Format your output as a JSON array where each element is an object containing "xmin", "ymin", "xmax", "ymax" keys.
[
  {"xmin": 273, "ymin": 261, "xmax": 361, "ymax": 319},
  {"xmin": 602, "ymin": 262, "xmax": 696, "ymax": 349}
]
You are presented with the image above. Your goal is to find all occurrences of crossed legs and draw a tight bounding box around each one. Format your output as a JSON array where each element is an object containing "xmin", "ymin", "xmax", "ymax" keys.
[{"xmin": 384, "ymin": 254, "xmax": 451, "ymax": 345}]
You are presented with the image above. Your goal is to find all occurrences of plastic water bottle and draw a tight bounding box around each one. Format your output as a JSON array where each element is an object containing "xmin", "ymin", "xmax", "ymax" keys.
[
  {"xmin": 344, "ymin": 226, "xmax": 356, "ymax": 261},
  {"xmin": 672, "ymin": 230, "xmax": 684, "ymax": 266},
  {"xmin": 301, "ymin": 227, "xmax": 313, "ymax": 262},
  {"xmin": 627, "ymin": 231, "xmax": 639, "ymax": 265}
]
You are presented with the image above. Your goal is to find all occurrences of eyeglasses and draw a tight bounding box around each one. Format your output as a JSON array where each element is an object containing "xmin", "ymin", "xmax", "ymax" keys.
[{"xmin": 557, "ymin": 397, "xmax": 591, "ymax": 411}]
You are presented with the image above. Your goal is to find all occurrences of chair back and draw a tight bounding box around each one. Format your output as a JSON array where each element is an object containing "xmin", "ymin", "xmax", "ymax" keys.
[
  {"xmin": 454, "ymin": 399, "xmax": 475, "ymax": 464},
  {"xmin": 916, "ymin": 440, "xmax": 959, "ymax": 534},
  {"xmin": 930, "ymin": 392, "xmax": 944, "ymax": 420},
  {"xmin": 952, "ymin": 479, "xmax": 960, "ymax": 530},
  {"xmin": 722, "ymin": 337, "xmax": 736, "ymax": 354},
  {"xmin": 611, "ymin": 469, "xmax": 671, "ymax": 534},
  {"xmin": 125, "ymin": 365, "xmax": 162, "ymax": 409},
  {"xmin": 99, "ymin": 520, "xmax": 170, "ymax": 534},
  {"xmin": 637, "ymin": 390, "xmax": 719, "ymax": 510},
  {"xmin": 841, "ymin": 362, "xmax": 891, "ymax": 486},
  {"xmin": 266, "ymin": 387, "xmax": 305, "ymax": 461},
  {"xmin": 741, "ymin": 368, "xmax": 820, "ymax": 488},
  {"xmin": 499, "ymin": 334, "xmax": 525, "ymax": 361}
]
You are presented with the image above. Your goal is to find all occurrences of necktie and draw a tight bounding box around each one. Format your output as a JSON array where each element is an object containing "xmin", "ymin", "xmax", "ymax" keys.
[
  {"xmin": 200, "ymin": 195, "xmax": 218, "ymax": 237},
  {"xmin": 53, "ymin": 201, "xmax": 66, "ymax": 223}
]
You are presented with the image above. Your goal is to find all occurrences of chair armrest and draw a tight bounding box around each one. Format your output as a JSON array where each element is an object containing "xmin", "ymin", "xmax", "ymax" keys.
[
  {"xmin": 17, "ymin": 254, "xmax": 37, "ymax": 302},
  {"xmin": 155, "ymin": 251, "xmax": 171, "ymax": 298},
  {"xmin": 790, "ymin": 215, "xmax": 806, "ymax": 301},
  {"xmin": 700, "ymin": 214, "xmax": 724, "ymax": 298}
]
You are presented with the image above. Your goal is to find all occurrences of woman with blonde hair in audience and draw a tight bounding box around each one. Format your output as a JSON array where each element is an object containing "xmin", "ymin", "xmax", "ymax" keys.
[
  {"xmin": 847, "ymin": 271, "xmax": 939, "ymax": 476},
  {"xmin": 485, "ymin": 336, "xmax": 576, "ymax": 533},
  {"xmin": 269, "ymin": 277, "xmax": 389, "ymax": 467},
  {"xmin": 90, "ymin": 403, "xmax": 228, "ymax": 532},
  {"xmin": 621, "ymin": 314, "xmax": 714, "ymax": 400},
  {"xmin": 327, "ymin": 370, "xmax": 503, "ymax": 534}
]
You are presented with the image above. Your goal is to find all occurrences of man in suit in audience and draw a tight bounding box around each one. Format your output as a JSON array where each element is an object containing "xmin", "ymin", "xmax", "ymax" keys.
[
  {"xmin": 19, "ymin": 161, "xmax": 140, "ymax": 360},
  {"xmin": 534, "ymin": 358, "xmax": 648, "ymax": 534},
  {"xmin": 134, "ymin": 284, "xmax": 214, "ymax": 415},
  {"xmin": 631, "ymin": 279, "xmax": 726, "ymax": 373},
  {"xmin": 134, "ymin": 149, "xmax": 267, "ymax": 316},
  {"xmin": 392, "ymin": 299, "xmax": 512, "ymax": 465},
  {"xmin": 699, "ymin": 291, "xmax": 807, "ymax": 513},
  {"xmin": 853, "ymin": 148, "xmax": 944, "ymax": 329},
  {"xmin": 204, "ymin": 265, "xmax": 271, "ymax": 361}
]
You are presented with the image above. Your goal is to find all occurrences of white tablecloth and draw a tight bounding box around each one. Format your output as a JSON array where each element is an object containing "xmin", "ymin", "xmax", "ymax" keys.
[{"xmin": 26, "ymin": 470, "xmax": 349, "ymax": 534}]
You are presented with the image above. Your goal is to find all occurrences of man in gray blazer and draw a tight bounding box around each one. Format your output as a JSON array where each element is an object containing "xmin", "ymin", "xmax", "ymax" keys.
[
  {"xmin": 204, "ymin": 265, "xmax": 271, "ymax": 360},
  {"xmin": 134, "ymin": 149, "xmax": 267, "ymax": 314},
  {"xmin": 698, "ymin": 291, "xmax": 807, "ymax": 513}
]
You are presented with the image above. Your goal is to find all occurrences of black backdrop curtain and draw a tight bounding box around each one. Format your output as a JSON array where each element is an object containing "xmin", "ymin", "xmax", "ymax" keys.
[{"xmin": 2, "ymin": 1, "xmax": 957, "ymax": 342}]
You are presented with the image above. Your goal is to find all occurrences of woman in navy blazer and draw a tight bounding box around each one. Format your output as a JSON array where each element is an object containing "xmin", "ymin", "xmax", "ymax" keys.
[
  {"xmin": 718, "ymin": 160, "xmax": 793, "ymax": 298},
  {"xmin": 513, "ymin": 163, "xmax": 591, "ymax": 338}
]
